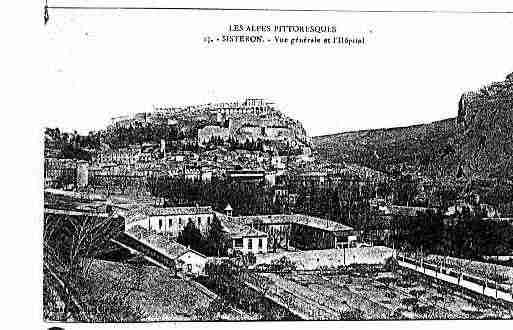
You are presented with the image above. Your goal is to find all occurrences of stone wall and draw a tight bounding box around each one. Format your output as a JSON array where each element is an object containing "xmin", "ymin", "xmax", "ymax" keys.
[{"xmin": 255, "ymin": 246, "xmax": 394, "ymax": 270}]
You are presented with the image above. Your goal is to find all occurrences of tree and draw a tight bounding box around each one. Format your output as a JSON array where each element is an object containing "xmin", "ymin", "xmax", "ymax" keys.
[
  {"xmin": 394, "ymin": 175, "xmax": 419, "ymax": 206},
  {"xmin": 126, "ymin": 256, "xmax": 147, "ymax": 292},
  {"xmin": 232, "ymin": 251, "xmax": 257, "ymax": 268},
  {"xmin": 412, "ymin": 303, "xmax": 432, "ymax": 315},
  {"xmin": 270, "ymin": 256, "xmax": 297, "ymax": 272},
  {"xmin": 383, "ymin": 257, "xmax": 399, "ymax": 273},
  {"xmin": 379, "ymin": 275, "xmax": 398, "ymax": 289},
  {"xmin": 401, "ymin": 297, "xmax": 419, "ymax": 311},
  {"xmin": 339, "ymin": 310, "xmax": 364, "ymax": 320},
  {"xmin": 43, "ymin": 213, "xmax": 124, "ymax": 321},
  {"xmin": 194, "ymin": 297, "xmax": 232, "ymax": 320},
  {"xmin": 409, "ymin": 288, "xmax": 426, "ymax": 298},
  {"xmin": 206, "ymin": 216, "xmax": 230, "ymax": 256},
  {"xmin": 177, "ymin": 219, "xmax": 203, "ymax": 251}
]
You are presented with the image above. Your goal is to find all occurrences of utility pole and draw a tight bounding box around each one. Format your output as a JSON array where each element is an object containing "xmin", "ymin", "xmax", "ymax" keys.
[
  {"xmin": 421, "ymin": 245, "xmax": 425, "ymax": 273},
  {"xmin": 343, "ymin": 244, "xmax": 346, "ymax": 266},
  {"xmin": 495, "ymin": 257, "xmax": 498, "ymax": 299}
]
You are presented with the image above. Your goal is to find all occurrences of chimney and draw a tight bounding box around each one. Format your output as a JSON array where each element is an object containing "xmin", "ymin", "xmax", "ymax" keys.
[{"xmin": 160, "ymin": 139, "xmax": 166, "ymax": 158}]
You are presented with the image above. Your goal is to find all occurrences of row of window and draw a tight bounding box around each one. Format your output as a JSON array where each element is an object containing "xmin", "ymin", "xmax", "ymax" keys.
[
  {"xmin": 234, "ymin": 238, "xmax": 264, "ymax": 249},
  {"xmin": 157, "ymin": 216, "xmax": 212, "ymax": 230}
]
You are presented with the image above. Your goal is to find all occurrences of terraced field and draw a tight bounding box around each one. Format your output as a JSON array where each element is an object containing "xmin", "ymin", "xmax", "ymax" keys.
[{"xmin": 256, "ymin": 269, "xmax": 513, "ymax": 320}]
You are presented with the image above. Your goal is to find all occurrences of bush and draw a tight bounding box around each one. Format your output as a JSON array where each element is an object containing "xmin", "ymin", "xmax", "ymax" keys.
[
  {"xmin": 412, "ymin": 304, "xmax": 432, "ymax": 315},
  {"xmin": 401, "ymin": 297, "xmax": 419, "ymax": 311},
  {"xmin": 409, "ymin": 288, "xmax": 426, "ymax": 298},
  {"xmin": 384, "ymin": 257, "xmax": 399, "ymax": 272},
  {"xmin": 270, "ymin": 256, "xmax": 297, "ymax": 272},
  {"xmin": 378, "ymin": 276, "xmax": 398, "ymax": 288},
  {"xmin": 339, "ymin": 310, "xmax": 365, "ymax": 320}
]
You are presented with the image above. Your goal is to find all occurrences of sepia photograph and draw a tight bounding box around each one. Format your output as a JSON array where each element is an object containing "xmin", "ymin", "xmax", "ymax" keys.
[{"xmin": 35, "ymin": 0, "xmax": 513, "ymax": 326}]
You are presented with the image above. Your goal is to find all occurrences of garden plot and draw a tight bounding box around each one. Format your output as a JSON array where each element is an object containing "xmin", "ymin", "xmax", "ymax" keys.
[{"xmin": 266, "ymin": 268, "xmax": 513, "ymax": 320}]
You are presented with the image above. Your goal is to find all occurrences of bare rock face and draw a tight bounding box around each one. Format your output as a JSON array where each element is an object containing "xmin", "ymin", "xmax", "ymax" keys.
[
  {"xmin": 457, "ymin": 73, "xmax": 513, "ymax": 178},
  {"xmin": 458, "ymin": 73, "xmax": 513, "ymax": 127}
]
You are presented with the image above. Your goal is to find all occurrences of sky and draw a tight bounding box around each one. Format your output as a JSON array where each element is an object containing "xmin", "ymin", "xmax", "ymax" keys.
[{"xmin": 43, "ymin": 4, "xmax": 513, "ymax": 137}]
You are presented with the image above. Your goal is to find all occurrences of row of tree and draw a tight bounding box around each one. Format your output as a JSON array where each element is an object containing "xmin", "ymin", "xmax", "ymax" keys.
[
  {"xmin": 45, "ymin": 127, "xmax": 98, "ymax": 161},
  {"xmin": 149, "ymin": 177, "xmax": 278, "ymax": 216},
  {"xmin": 176, "ymin": 217, "xmax": 229, "ymax": 257},
  {"xmin": 150, "ymin": 176, "xmax": 513, "ymax": 260},
  {"xmin": 103, "ymin": 123, "xmax": 181, "ymax": 148},
  {"xmin": 390, "ymin": 210, "xmax": 513, "ymax": 259}
]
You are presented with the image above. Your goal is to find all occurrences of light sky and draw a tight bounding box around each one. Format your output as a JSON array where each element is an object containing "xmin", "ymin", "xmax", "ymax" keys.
[{"xmin": 43, "ymin": 5, "xmax": 513, "ymax": 137}]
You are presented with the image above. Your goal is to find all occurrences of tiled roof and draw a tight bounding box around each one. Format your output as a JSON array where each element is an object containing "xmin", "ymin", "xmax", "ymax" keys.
[
  {"xmin": 215, "ymin": 212, "xmax": 267, "ymax": 238},
  {"xmin": 145, "ymin": 206, "xmax": 213, "ymax": 217},
  {"xmin": 292, "ymin": 214, "xmax": 353, "ymax": 232},
  {"xmin": 120, "ymin": 205, "xmax": 213, "ymax": 224},
  {"xmin": 238, "ymin": 214, "xmax": 295, "ymax": 225},
  {"xmin": 227, "ymin": 225, "xmax": 267, "ymax": 238},
  {"xmin": 388, "ymin": 205, "xmax": 437, "ymax": 217},
  {"xmin": 127, "ymin": 226, "xmax": 205, "ymax": 259},
  {"xmin": 123, "ymin": 206, "xmax": 148, "ymax": 224},
  {"xmin": 236, "ymin": 214, "xmax": 354, "ymax": 232}
]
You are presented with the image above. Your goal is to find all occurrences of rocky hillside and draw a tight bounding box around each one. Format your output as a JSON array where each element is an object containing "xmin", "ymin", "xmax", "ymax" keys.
[
  {"xmin": 458, "ymin": 73, "xmax": 513, "ymax": 179},
  {"xmin": 313, "ymin": 118, "xmax": 460, "ymax": 179},
  {"xmin": 313, "ymin": 72, "xmax": 513, "ymax": 181},
  {"xmin": 105, "ymin": 98, "xmax": 311, "ymax": 150}
]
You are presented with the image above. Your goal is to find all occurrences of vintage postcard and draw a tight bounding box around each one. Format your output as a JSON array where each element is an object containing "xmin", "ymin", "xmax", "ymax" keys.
[{"xmin": 38, "ymin": 0, "xmax": 513, "ymax": 327}]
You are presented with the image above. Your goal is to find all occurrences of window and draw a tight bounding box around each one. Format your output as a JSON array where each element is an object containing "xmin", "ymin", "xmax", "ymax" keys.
[
  {"xmin": 169, "ymin": 219, "xmax": 172, "ymax": 227},
  {"xmin": 248, "ymin": 239, "xmax": 253, "ymax": 250},
  {"xmin": 159, "ymin": 219, "xmax": 162, "ymax": 229},
  {"xmin": 179, "ymin": 218, "xmax": 182, "ymax": 225},
  {"xmin": 258, "ymin": 238, "xmax": 263, "ymax": 249},
  {"xmin": 234, "ymin": 238, "xmax": 243, "ymax": 248}
]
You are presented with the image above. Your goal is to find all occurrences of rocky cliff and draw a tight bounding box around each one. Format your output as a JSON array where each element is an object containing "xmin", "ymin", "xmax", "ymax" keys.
[
  {"xmin": 457, "ymin": 73, "xmax": 513, "ymax": 179},
  {"xmin": 313, "ymin": 72, "xmax": 513, "ymax": 181}
]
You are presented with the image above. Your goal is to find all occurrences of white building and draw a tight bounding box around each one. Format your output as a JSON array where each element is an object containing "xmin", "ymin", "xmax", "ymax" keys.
[
  {"xmin": 168, "ymin": 242, "xmax": 208, "ymax": 275},
  {"xmin": 127, "ymin": 226, "xmax": 207, "ymax": 276},
  {"xmin": 215, "ymin": 211, "xmax": 268, "ymax": 255},
  {"xmin": 124, "ymin": 205, "xmax": 214, "ymax": 237},
  {"xmin": 230, "ymin": 226, "xmax": 268, "ymax": 255}
]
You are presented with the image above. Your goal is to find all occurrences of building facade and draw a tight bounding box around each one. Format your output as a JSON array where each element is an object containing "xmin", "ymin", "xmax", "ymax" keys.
[
  {"xmin": 233, "ymin": 214, "xmax": 357, "ymax": 251},
  {"xmin": 44, "ymin": 158, "xmax": 89, "ymax": 189},
  {"xmin": 125, "ymin": 205, "xmax": 215, "ymax": 237}
]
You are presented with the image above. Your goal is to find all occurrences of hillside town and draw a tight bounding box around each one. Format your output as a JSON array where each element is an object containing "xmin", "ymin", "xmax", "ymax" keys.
[{"xmin": 44, "ymin": 92, "xmax": 513, "ymax": 321}]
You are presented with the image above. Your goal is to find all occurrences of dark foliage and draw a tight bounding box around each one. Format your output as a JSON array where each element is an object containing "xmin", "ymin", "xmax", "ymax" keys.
[
  {"xmin": 45, "ymin": 127, "xmax": 98, "ymax": 161},
  {"xmin": 391, "ymin": 210, "xmax": 513, "ymax": 259},
  {"xmin": 43, "ymin": 213, "xmax": 136, "ymax": 321}
]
